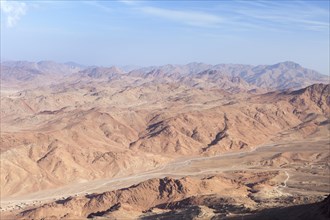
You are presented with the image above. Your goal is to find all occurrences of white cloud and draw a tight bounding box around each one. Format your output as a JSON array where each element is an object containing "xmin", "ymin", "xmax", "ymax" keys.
[
  {"xmin": 232, "ymin": 0, "xmax": 329, "ymax": 32},
  {"xmin": 141, "ymin": 6, "xmax": 223, "ymax": 28},
  {"xmin": 0, "ymin": 0, "xmax": 27, "ymax": 27}
]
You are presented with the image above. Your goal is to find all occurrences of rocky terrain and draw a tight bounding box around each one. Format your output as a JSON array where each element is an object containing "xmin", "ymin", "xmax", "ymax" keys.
[{"xmin": 0, "ymin": 61, "xmax": 329, "ymax": 219}]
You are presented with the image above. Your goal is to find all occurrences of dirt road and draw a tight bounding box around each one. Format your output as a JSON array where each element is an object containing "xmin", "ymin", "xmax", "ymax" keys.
[{"xmin": 1, "ymin": 137, "xmax": 329, "ymax": 212}]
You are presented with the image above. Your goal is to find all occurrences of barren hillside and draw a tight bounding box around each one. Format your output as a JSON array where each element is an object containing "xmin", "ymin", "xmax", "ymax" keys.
[{"xmin": 0, "ymin": 61, "xmax": 329, "ymax": 219}]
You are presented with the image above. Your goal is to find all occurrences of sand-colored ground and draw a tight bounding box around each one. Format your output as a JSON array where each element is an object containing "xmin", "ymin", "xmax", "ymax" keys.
[
  {"xmin": 1, "ymin": 133, "xmax": 329, "ymax": 219},
  {"xmin": 0, "ymin": 64, "xmax": 329, "ymax": 219}
]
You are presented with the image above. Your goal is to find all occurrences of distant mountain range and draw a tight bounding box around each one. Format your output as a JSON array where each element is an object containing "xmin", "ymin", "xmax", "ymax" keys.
[{"xmin": 1, "ymin": 60, "xmax": 328, "ymax": 91}]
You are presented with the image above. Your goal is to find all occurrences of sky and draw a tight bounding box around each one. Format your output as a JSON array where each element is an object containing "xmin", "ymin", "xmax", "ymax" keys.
[{"xmin": 1, "ymin": 0, "xmax": 329, "ymax": 74}]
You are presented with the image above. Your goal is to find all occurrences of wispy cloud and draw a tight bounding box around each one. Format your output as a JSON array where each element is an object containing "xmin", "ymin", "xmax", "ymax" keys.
[
  {"xmin": 0, "ymin": 0, "xmax": 27, "ymax": 27},
  {"xmin": 235, "ymin": 11, "xmax": 328, "ymax": 32},
  {"xmin": 233, "ymin": 1, "xmax": 329, "ymax": 32},
  {"xmin": 141, "ymin": 6, "xmax": 223, "ymax": 28},
  {"xmin": 110, "ymin": 0, "xmax": 330, "ymax": 32}
]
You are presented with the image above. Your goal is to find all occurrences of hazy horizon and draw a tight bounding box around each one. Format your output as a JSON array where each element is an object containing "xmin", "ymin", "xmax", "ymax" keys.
[
  {"xmin": 1, "ymin": 0, "xmax": 329, "ymax": 74},
  {"xmin": 1, "ymin": 59, "xmax": 329, "ymax": 77}
]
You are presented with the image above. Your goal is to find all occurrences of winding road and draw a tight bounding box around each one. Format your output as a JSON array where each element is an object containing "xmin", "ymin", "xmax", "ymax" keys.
[{"xmin": 2, "ymin": 137, "xmax": 328, "ymax": 213}]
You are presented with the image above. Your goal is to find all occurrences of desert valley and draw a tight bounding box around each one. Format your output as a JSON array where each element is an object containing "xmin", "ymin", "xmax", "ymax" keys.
[{"xmin": 0, "ymin": 60, "xmax": 329, "ymax": 219}]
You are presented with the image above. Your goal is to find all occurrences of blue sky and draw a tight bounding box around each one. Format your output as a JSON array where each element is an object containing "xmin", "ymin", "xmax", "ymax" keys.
[{"xmin": 1, "ymin": 0, "xmax": 329, "ymax": 74}]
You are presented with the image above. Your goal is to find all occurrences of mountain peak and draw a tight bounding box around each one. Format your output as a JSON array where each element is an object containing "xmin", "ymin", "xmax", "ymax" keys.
[{"xmin": 272, "ymin": 61, "xmax": 301, "ymax": 69}]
